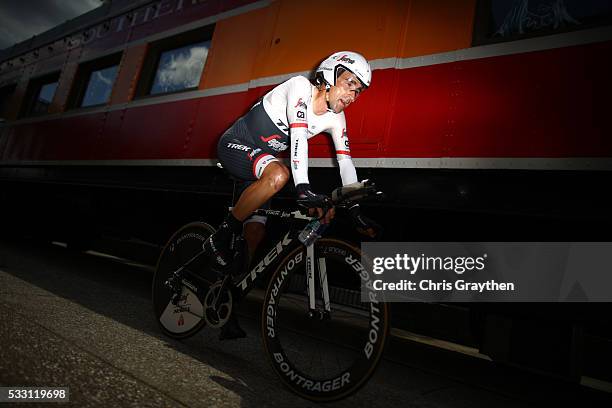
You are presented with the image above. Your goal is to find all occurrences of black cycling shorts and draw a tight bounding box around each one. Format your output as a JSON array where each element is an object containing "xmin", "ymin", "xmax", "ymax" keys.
[
  {"xmin": 217, "ymin": 117, "xmax": 279, "ymax": 224},
  {"xmin": 217, "ymin": 118, "xmax": 279, "ymax": 181}
]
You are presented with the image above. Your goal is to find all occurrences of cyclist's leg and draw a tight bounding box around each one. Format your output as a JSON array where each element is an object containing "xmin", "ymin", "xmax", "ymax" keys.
[
  {"xmin": 243, "ymin": 213, "xmax": 267, "ymax": 261},
  {"xmin": 224, "ymin": 163, "xmax": 288, "ymax": 265},
  {"xmin": 214, "ymin": 135, "xmax": 289, "ymax": 340},
  {"xmin": 236, "ymin": 162, "xmax": 288, "ymax": 261},
  {"xmin": 233, "ymin": 178, "xmax": 269, "ymax": 261},
  {"xmin": 232, "ymin": 161, "xmax": 289, "ymax": 220},
  {"xmin": 209, "ymin": 135, "xmax": 288, "ymax": 267},
  {"xmin": 244, "ymin": 221, "xmax": 266, "ymax": 260},
  {"xmin": 206, "ymin": 136, "xmax": 256, "ymax": 266}
]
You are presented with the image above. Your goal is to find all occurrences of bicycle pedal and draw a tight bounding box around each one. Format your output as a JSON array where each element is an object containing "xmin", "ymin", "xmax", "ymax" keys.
[
  {"xmin": 170, "ymin": 292, "xmax": 181, "ymax": 305},
  {"xmin": 164, "ymin": 278, "xmax": 179, "ymax": 292}
]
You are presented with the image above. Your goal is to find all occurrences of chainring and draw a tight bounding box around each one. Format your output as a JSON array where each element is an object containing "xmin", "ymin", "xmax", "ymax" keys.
[{"xmin": 202, "ymin": 281, "xmax": 233, "ymax": 328}]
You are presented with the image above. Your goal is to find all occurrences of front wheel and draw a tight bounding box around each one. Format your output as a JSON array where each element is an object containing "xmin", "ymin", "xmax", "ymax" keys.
[{"xmin": 262, "ymin": 238, "xmax": 389, "ymax": 401}]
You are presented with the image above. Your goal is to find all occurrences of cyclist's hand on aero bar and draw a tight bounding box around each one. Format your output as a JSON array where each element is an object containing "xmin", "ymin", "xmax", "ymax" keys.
[
  {"xmin": 296, "ymin": 183, "xmax": 335, "ymax": 224},
  {"xmin": 348, "ymin": 203, "xmax": 381, "ymax": 238}
]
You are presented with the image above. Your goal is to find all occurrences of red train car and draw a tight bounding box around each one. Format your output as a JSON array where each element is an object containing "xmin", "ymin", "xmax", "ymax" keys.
[
  {"xmin": 1, "ymin": 0, "xmax": 611, "ymax": 384},
  {"xmin": 1, "ymin": 0, "xmax": 611, "ymax": 232}
]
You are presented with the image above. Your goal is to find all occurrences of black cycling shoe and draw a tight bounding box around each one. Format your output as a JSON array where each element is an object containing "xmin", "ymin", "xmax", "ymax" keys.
[
  {"xmin": 219, "ymin": 313, "xmax": 247, "ymax": 340},
  {"xmin": 203, "ymin": 223, "xmax": 235, "ymax": 271}
]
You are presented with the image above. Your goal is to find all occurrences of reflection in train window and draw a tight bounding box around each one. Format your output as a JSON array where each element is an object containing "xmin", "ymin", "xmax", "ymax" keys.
[
  {"xmin": 32, "ymin": 81, "xmax": 59, "ymax": 114},
  {"xmin": 20, "ymin": 72, "xmax": 60, "ymax": 118},
  {"xmin": 473, "ymin": 0, "xmax": 612, "ymax": 45},
  {"xmin": 134, "ymin": 24, "xmax": 214, "ymax": 98},
  {"xmin": 81, "ymin": 65, "xmax": 119, "ymax": 107},
  {"xmin": 68, "ymin": 52, "xmax": 122, "ymax": 109},
  {"xmin": 150, "ymin": 41, "xmax": 210, "ymax": 95}
]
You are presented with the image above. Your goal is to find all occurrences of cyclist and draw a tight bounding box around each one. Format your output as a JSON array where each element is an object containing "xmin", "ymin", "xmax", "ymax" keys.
[{"xmin": 207, "ymin": 51, "xmax": 379, "ymax": 338}]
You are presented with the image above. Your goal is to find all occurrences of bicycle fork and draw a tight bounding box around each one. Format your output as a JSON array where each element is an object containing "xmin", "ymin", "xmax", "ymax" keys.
[{"xmin": 306, "ymin": 243, "xmax": 331, "ymax": 320}]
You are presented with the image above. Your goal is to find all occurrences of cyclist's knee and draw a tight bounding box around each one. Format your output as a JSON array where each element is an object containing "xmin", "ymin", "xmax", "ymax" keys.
[
  {"xmin": 262, "ymin": 162, "xmax": 289, "ymax": 192},
  {"xmin": 275, "ymin": 165, "xmax": 290, "ymax": 188}
]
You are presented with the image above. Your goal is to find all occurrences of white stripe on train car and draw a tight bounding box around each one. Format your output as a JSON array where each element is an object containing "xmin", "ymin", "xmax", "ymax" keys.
[{"xmin": 2, "ymin": 157, "xmax": 611, "ymax": 170}]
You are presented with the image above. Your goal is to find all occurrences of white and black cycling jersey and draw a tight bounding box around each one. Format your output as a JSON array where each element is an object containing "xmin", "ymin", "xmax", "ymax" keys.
[{"xmin": 225, "ymin": 75, "xmax": 358, "ymax": 186}]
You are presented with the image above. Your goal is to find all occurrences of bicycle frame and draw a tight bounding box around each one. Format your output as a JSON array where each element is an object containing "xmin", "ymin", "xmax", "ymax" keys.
[
  {"xmin": 156, "ymin": 179, "xmax": 386, "ymax": 400},
  {"xmin": 237, "ymin": 208, "xmax": 332, "ymax": 314},
  {"xmin": 176, "ymin": 207, "xmax": 332, "ymax": 316}
]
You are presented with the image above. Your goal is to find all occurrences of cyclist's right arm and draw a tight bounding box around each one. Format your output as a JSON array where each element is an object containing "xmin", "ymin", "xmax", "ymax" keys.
[{"xmin": 286, "ymin": 77, "xmax": 310, "ymax": 188}]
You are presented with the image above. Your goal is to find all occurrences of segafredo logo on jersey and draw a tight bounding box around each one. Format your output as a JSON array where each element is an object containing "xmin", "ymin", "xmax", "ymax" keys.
[
  {"xmin": 260, "ymin": 134, "xmax": 287, "ymax": 152},
  {"xmin": 333, "ymin": 54, "xmax": 355, "ymax": 64},
  {"xmin": 294, "ymin": 98, "xmax": 307, "ymax": 109}
]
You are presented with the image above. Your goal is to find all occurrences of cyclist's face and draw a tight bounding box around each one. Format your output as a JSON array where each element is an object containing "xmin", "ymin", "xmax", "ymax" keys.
[{"xmin": 328, "ymin": 70, "xmax": 365, "ymax": 113}]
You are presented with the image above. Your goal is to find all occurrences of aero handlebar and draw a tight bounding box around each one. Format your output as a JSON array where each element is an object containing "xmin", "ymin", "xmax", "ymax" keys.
[{"xmin": 330, "ymin": 179, "xmax": 384, "ymax": 206}]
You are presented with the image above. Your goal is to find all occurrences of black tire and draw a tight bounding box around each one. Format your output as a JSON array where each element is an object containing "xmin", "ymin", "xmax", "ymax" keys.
[
  {"xmin": 262, "ymin": 238, "xmax": 389, "ymax": 401},
  {"xmin": 152, "ymin": 222, "xmax": 215, "ymax": 339}
]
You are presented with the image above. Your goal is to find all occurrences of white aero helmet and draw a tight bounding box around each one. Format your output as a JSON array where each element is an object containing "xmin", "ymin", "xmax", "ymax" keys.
[{"xmin": 316, "ymin": 51, "xmax": 372, "ymax": 89}]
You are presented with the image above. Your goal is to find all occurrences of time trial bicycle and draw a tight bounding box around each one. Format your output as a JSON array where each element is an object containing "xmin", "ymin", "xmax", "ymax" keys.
[{"xmin": 152, "ymin": 180, "xmax": 389, "ymax": 401}]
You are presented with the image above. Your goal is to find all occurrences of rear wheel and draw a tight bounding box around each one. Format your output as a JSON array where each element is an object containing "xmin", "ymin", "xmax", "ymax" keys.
[
  {"xmin": 152, "ymin": 222, "xmax": 216, "ymax": 339},
  {"xmin": 262, "ymin": 238, "xmax": 389, "ymax": 401}
]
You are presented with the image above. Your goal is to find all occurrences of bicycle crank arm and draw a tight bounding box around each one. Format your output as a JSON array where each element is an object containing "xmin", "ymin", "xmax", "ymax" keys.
[{"xmin": 213, "ymin": 274, "xmax": 233, "ymax": 309}]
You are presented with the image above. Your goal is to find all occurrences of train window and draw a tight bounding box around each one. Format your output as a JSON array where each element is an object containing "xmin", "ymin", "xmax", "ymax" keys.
[
  {"xmin": 81, "ymin": 65, "xmax": 119, "ymax": 107},
  {"xmin": 473, "ymin": 0, "xmax": 612, "ymax": 45},
  {"xmin": 149, "ymin": 41, "xmax": 210, "ymax": 95},
  {"xmin": 20, "ymin": 72, "xmax": 60, "ymax": 117},
  {"xmin": 35, "ymin": 82, "xmax": 59, "ymax": 113},
  {"xmin": 68, "ymin": 52, "xmax": 122, "ymax": 109},
  {"xmin": 0, "ymin": 83, "xmax": 17, "ymax": 121},
  {"xmin": 135, "ymin": 24, "xmax": 214, "ymax": 98}
]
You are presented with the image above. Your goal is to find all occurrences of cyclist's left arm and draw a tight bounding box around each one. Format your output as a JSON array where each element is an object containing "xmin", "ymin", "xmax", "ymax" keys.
[
  {"xmin": 331, "ymin": 119, "xmax": 380, "ymax": 238},
  {"xmin": 330, "ymin": 114, "xmax": 358, "ymax": 186}
]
